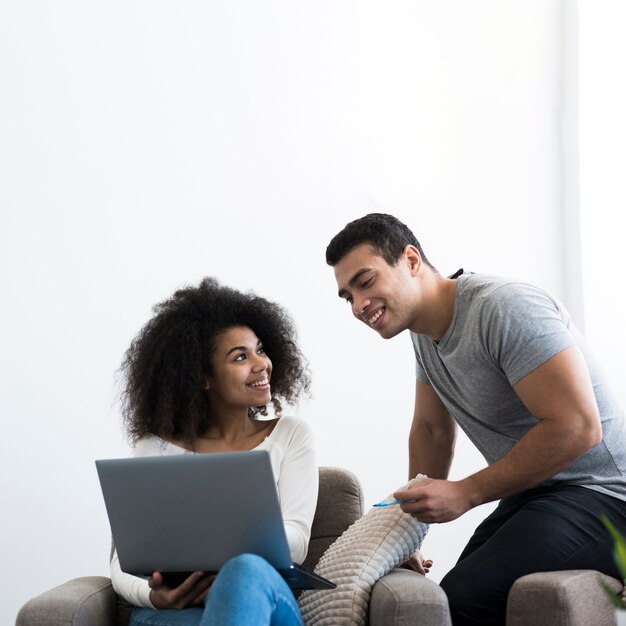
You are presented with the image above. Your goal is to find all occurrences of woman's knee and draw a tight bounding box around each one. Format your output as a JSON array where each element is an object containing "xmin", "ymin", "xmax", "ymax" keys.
[{"xmin": 219, "ymin": 553, "xmax": 274, "ymax": 581}]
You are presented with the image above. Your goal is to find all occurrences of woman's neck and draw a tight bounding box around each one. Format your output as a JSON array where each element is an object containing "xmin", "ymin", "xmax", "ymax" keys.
[
  {"xmin": 194, "ymin": 416, "xmax": 279, "ymax": 453},
  {"xmin": 200, "ymin": 412, "xmax": 259, "ymax": 443}
]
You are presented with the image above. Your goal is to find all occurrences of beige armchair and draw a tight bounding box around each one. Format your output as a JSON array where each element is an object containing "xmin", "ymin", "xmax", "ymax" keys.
[
  {"xmin": 16, "ymin": 467, "xmax": 450, "ymax": 626},
  {"xmin": 16, "ymin": 466, "xmax": 622, "ymax": 626}
]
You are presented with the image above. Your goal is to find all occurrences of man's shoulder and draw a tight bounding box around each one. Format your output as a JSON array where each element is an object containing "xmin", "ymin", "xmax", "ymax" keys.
[
  {"xmin": 458, "ymin": 273, "xmax": 556, "ymax": 313},
  {"xmin": 459, "ymin": 272, "xmax": 534, "ymax": 296},
  {"xmin": 409, "ymin": 275, "xmax": 522, "ymax": 345}
]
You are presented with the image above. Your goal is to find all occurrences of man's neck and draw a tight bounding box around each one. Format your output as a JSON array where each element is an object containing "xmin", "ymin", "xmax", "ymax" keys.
[{"xmin": 409, "ymin": 272, "xmax": 459, "ymax": 342}]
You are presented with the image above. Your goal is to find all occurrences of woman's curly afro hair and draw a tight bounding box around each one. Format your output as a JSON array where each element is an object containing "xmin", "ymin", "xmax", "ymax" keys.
[{"xmin": 120, "ymin": 277, "xmax": 311, "ymax": 445}]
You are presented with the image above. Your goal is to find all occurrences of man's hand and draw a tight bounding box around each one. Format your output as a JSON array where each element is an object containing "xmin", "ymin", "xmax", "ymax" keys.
[
  {"xmin": 394, "ymin": 478, "xmax": 472, "ymax": 523},
  {"xmin": 148, "ymin": 571, "xmax": 215, "ymax": 609},
  {"xmin": 400, "ymin": 549, "xmax": 433, "ymax": 575}
]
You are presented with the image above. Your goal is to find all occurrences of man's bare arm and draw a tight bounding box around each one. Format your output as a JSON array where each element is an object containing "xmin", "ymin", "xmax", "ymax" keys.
[
  {"xmin": 396, "ymin": 345, "xmax": 602, "ymax": 522},
  {"xmin": 462, "ymin": 344, "xmax": 602, "ymax": 503},
  {"xmin": 409, "ymin": 379, "xmax": 457, "ymax": 479}
]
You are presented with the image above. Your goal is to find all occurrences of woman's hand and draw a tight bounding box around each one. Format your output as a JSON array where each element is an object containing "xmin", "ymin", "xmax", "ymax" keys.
[
  {"xmin": 399, "ymin": 549, "xmax": 433, "ymax": 575},
  {"xmin": 148, "ymin": 571, "xmax": 215, "ymax": 609}
]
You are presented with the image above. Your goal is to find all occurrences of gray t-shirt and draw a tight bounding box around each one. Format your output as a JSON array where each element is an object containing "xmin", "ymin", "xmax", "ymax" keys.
[{"xmin": 411, "ymin": 272, "xmax": 626, "ymax": 501}]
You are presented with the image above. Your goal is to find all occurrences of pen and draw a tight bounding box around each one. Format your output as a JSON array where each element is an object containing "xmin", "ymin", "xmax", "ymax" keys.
[{"xmin": 373, "ymin": 498, "xmax": 402, "ymax": 507}]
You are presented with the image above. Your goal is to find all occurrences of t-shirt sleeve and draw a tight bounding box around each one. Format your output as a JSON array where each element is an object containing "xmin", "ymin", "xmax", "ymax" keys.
[
  {"xmin": 411, "ymin": 331, "xmax": 432, "ymax": 384},
  {"xmin": 275, "ymin": 419, "xmax": 319, "ymax": 565},
  {"xmin": 483, "ymin": 283, "xmax": 576, "ymax": 386}
]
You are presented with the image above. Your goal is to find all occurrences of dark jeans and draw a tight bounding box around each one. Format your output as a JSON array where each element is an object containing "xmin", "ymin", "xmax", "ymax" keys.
[{"xmin": 439, "ymin": 485, "xmax": 626, "ymax": 625}]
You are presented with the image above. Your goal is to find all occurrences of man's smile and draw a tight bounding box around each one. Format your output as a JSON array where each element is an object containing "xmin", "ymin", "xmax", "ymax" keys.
[{"xmin": 366, "ymin": 306, "xmax": 385, "ymax": 328}]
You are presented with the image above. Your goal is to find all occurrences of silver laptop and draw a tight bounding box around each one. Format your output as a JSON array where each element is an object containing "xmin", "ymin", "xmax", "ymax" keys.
[{"xmin": 95, "ymin": 450, "xmax": 335, "ymax": 590}]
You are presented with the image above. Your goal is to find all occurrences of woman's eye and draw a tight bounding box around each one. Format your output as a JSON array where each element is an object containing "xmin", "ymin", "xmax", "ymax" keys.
[
  {"xmin": 234, "ymin": 353, "xmax": 246, "ymax": 361},
  {"xmin": 257, "ymin": 346, "xmax": 265, "ymax": 355}
]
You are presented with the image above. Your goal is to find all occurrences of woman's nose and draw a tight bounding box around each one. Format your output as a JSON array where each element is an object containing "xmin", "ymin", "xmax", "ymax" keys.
[{"xmin": 252, "ymin": 354, "xmax": 269, "ymax": 371}]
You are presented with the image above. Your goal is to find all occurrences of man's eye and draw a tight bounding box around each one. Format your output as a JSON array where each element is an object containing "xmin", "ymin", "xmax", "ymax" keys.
[
  {"xmin": 360, "ymin": 278, "xmax": 373, "ymax": 288},
  {"xmin": 345, "ymin": 297, "xmax": 353, "ymax": 305}
]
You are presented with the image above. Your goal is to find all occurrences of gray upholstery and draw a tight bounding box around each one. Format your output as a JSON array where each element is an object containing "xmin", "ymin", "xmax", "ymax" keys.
[
  {"xmin": 507, "ymin": 570, "xmax": 623, "ymax": 626},
  {"xmin": 16, "ymin": 466, "xmax": 624, "ymax": 626},
  {"xmin": 15, "ymin": 576, "xmax": 117, "ymax": 626},
  {"xmin": 370, "ymin": 569, "xmax": 451, "ymax": 626},
  {"xmin": 302, "ymin": 466, "xmax": 364, "ymax": 573}
]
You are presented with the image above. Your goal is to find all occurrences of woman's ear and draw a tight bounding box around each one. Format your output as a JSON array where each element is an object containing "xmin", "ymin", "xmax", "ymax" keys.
[{"xmin": 204, "ymin": 380, "xmax": 211, "ymax": 391}]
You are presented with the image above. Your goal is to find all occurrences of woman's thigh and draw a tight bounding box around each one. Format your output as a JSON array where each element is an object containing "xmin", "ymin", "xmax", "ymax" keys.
[{"xmin": 130, "ymin": 555, "xmax": 303, "ymax": 626}]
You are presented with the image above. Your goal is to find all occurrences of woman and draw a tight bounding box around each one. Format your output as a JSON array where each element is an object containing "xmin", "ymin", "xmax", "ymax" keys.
[{"xmin": 111, "ymin": 277, "xmax": 315, "ymax": 626}]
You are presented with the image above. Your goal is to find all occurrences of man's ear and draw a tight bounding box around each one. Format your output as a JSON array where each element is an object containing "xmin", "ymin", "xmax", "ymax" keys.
[{"xmin": 403, "ymin": 245, "xmax": 422, "ymax": 276}]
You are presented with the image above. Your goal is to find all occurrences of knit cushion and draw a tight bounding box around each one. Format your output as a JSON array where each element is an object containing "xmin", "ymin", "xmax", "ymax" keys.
[{"xmin": 298, "ymin": 475, "xmax": 429, "ymax": 626}]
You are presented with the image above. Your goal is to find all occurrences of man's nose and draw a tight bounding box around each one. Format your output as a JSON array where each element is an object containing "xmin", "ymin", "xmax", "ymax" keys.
[{"xmin": 353, "ymin": 296, "xmax": 371, "ymax": 318}]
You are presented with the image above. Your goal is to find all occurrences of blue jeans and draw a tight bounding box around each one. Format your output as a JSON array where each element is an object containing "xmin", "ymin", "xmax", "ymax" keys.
[
  {"xmin": 130, "ymin": 554, "xmax": 304, "ymax": 626},
  {"xmin": 440, "ymin": 485, "xmax": 626, "ymax": 625}
]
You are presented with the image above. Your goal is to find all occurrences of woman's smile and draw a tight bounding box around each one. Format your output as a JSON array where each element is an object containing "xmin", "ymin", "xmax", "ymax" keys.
[
  {"xmin": 247, "ymin": 376, "xmax": 270, "ymax": 391},
  {"xmin": 206, "ymin": 326, "xmax": 273, "ymax": 411}
]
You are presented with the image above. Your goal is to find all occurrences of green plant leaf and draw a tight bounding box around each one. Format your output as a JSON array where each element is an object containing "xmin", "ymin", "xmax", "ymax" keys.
[
  {"xmin": 598, "ymin": 577, "xmax": 625, "ymax": 609},
  {"xmin": 601, "ymin": 513, "xmax": 626, "ymax": 581}
]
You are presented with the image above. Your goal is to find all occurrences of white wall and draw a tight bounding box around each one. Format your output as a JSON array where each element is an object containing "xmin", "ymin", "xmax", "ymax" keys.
[
  {"xmin": 578, "ymin": 0, "xmax": 626, "ymax": 403},
  {"xmin": 1, "ymin": 2, "xmax": 567, "ymax": 622}
]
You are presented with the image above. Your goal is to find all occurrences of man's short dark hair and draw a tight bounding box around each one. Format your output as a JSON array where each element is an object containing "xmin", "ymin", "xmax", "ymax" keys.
[{"xmin": 325, "ymin": 213, "xmax": 434, "ymax": 268}]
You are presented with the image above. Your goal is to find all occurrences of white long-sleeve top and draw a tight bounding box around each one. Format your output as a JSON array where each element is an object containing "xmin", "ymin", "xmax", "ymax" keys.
[{"xmin": 110, "ymin": 416, "xmax": 318, "ymax": 608}]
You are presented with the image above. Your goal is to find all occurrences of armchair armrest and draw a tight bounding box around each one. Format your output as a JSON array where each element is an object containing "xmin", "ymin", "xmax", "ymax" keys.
[
  {"xmin": 369, "ymin": 569, "xmax": 452, "ymax": 626},
  {"xmin": 507, "ymin": 570, "xmax": 623, "ymax": 626},
  {"xmin": 16, "ymin": 576, "xmax": 117, "ymax": 626}
]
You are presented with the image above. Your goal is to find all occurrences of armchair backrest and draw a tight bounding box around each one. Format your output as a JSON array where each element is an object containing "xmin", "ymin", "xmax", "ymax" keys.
[{"xmin": 303, "ymin": 466, "xmax": 365, "ymax": 572}]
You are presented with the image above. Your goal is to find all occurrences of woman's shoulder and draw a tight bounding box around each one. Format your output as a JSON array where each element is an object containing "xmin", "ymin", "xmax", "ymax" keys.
[
  {"xmin": 273, "ymin": 415, "xmax": 310, "ymax": 432},
  {"xmin": 132, "ymin": 435, "xmax": 189, "ymax": 457},
  {"xmin": 267, "ymin": 415, "xmax": 313, "ymax": 446}
]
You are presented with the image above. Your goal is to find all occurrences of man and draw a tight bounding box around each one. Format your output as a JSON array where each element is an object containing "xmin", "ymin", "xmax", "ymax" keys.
[{"xmin": 326, "ymin": 213, "xmax": 626, "ymax": 625}]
